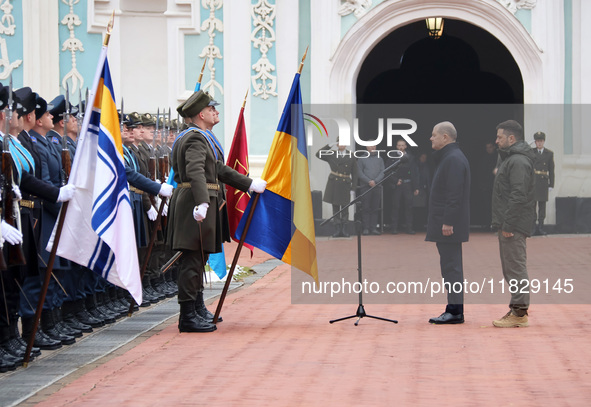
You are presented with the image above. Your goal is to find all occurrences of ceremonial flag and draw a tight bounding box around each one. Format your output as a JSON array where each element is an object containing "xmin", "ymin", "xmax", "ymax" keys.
[
  {"xmin": 48, "ymin": 46, "xmax": 142, "ymax": 304},
  {"xmin": 226, "ymin": 103, "xmax": 254, "ymax": 254},
  {"xmin": 236, "ymin": 73, "xmax": 318, "ymax": 283}
]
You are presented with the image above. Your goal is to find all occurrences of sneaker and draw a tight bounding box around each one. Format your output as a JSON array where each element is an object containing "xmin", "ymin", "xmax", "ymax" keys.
[{"xmin": 492, "ymin": 311, "xmax": 529, "ymax": 328}]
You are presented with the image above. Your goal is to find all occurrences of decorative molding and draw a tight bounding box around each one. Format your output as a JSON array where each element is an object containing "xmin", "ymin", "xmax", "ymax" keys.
[
  {"xmin": 338, "ymin": 0, "xmax": 372, "ymax": 18},
  {"xmin": 250, "ymin": 0, "xmax": 276, "ymax": 100},
  {"xmin": 199, "ymin": 0, "xmax": 223, "ymax": 98},
  {"xmin": 61, "ymin": 0, "xmax": 84, "ymax": 94},
  {"xmin": 0, "ymin": 0, "xmax": 22, "ymax": 80},
  {"xmin": 497, "ymin": 0, "xmax": 537, "ymax": 15}
]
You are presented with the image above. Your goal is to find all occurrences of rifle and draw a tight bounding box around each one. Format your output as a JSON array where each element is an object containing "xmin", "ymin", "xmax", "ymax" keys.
[
  {"xmin": 61, "ymin": 83, "xmax": 72, "ymax": 184},
  {"xmin": 1, "ymin": 75, "xmax": 26, "ymax": 267},
  {"xmin": 147, "ymin": 109, "xmax": 158, "ymax": 207}
]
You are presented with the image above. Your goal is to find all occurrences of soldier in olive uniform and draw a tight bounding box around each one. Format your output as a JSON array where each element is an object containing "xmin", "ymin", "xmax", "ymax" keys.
[
  {"xmin": 532, "ymin": 131, "xmax": 554, "ymax": 235},
  {"xmin": 168, "ymin": 90, "xmax": 266, "ymax": 333},
  {"xmin": 316, "ymin": 140, "xmax": 357, "ymax": 237}
]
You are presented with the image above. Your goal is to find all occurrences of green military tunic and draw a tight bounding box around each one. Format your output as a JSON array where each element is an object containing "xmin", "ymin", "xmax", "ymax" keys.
[{"xmin": 167, "ymin": 124, "xmax": 251, "ymax": 254}]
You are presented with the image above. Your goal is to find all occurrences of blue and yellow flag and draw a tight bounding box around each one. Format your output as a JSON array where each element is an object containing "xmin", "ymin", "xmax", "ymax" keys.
[{"xmin": 236, "ymin": 73, "xmax": 318, "ymax": 283}]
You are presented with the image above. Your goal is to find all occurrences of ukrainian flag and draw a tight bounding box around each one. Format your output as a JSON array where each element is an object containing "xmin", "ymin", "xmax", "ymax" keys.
[{"xmin": 236, "ymin": 73, "xmax": 318, "ymax": 283}]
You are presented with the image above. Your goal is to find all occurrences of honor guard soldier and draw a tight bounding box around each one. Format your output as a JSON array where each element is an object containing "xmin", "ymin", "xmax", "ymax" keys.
[
  {"xmin": 316, "ymin": 139, "xmax": 357, "ymax": 237},
  {"xmin": 168, "ymin": 90, "xmax": 266, "ymax": 333},
  {"xmin": 532, "ymin": 132, "xmax": 554, "ymax": 235}
]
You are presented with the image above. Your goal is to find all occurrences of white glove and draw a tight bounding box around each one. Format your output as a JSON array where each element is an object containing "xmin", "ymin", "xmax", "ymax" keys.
[
  {"xmin": 155, "ymin": 195, "xmax": 162, "ymax": 208},
  {"xmin": 1, "ymin": 220, "xmax": 23, "ymax": 245},
  {"xmin": 159, "ymin": 183, "xmax": 174, "ymax": 197},
  {"xmin": 12, "ymin": 185, "xmax": 22, "ymax": 201},
  {"xmin": 147, "ymin": 206, "xmax": 158, "ymax": 221},
  {"xmin": 193, "ymin": 203, "xmax": 209, "ymax": 222},
  {"xmin": 549, "ymin": 187, "xmax": 553, "ymax": 192},
  {"xmin": 162, "ymin": 203, "xmax": 168, "ymax": 217},
  {"xmin": 57, "ymin": 184, "xmax": 76, "ymax": 202},
  {"xmin": 329, "ymin": 142, "xmax": 338, "ymax": 149},
  {"xmin": 249, "ymin": 178, "xmax": 267, "ymax": 194},
  {"xmin": 350, "ymin": 190, "xmax": 356, "ymax": 201}
]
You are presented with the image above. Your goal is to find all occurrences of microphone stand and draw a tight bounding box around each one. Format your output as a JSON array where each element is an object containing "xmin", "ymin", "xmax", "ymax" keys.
[{"xmin": 322, "ymin": 155, "xmax": 406, "ymax": 325}]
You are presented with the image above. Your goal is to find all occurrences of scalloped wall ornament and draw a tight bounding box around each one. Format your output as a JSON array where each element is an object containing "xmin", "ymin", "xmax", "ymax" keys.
[
  {"xmin": 251, "ymin": 0, "xmax": 277, "ymax": 100},
  {"xmin": 199, "ymin": 0, "xmax": 224, "ymax": 98},
  {"xmin": 61, "ymin": 0, "xmax": 84, "ymax": 94},
  {"xmin": 497, "ymin": 0, "xmax": 537, "ymax": 14},
  {"xmin": 0, "ymin": 0, "xmax": 22, "ymax": 80},
  {"xmin": 337, "ymin": 0, "xmax": 373, "ymax": 18}
]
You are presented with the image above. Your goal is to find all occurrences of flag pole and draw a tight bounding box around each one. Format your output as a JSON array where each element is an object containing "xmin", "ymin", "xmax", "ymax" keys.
[
  {"xmin": 197, "ymin": 58, "xmax": 207, "ymax": 85},
  {"xmin": 23, "ymin": 10, "xmax": 116, "ymax": 367},
  {"xmin": 242, "ymin": 88, "xmax": 249, "ymax": 109},
  {"xmin": 214, "ymin": 49, "xmax": 308, "ymax": 323},
  {"xmin": 127, "ymin": 198, "xmax": 167, "ymax": 316},
  {"xmin": 213, "ymin": 193, "xmax": 259, "ymax": 324}
]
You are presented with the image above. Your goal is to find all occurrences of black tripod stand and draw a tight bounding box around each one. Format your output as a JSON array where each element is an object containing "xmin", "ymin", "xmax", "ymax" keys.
[{"xmin": 321, "ymin": 155, "xmax": 407, "ymax": 325}]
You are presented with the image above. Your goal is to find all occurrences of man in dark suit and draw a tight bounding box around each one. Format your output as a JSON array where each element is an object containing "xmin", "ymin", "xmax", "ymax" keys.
[
  {"xmin": 425, "ymin": 122, "xmax": 471, "ymax": 325},
  {"xmin": 168, "ymin": 90, "xmax": 266, "ymax": 332},
  {"xmin": 531, "ymin": 131, "xmax": 554, "ymax": 235}
]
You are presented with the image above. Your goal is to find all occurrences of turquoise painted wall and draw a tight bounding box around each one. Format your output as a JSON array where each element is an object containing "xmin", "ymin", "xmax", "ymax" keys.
[
  {"xmin": 184, "ymin": 3, "xmax": 225, "ymax": 147},
  {"xmin": 58, "ymin": 0, "xmax": 101, "ymax": 104},
  {"xmin": 250, "ymin": 0, "xmax": 278, "ymax": 155},
  {"xmin": 3, "ymin": 2, "xmax": 24, "ymax": 87}
]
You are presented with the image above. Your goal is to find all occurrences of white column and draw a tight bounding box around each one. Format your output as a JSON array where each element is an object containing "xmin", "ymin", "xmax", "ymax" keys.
[
  {"xmin": 22, "ymin": 0, "xmax": 60, "ymax": 98},
  {"xmin": 223, "ymin": 1, "xmax": 251, "ymax": 150}
]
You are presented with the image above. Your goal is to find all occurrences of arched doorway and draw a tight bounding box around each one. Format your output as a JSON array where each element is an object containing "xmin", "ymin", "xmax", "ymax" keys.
[{"xmin": 356, "ymin": 19, "xmax": 524, "ymax": 227}]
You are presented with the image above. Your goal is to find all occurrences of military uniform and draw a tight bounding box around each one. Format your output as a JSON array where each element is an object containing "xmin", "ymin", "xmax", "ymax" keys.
[
  {"xmin": 316, "ymin": 144, "xmax": 357, "ymax": 237},
  {"xmin": 531, "ymin": 131, "xmax": 554, "ymax": 235},
  {"xmin": 168, "ymin": 90, "xmax": 253, "ymax": 332}
]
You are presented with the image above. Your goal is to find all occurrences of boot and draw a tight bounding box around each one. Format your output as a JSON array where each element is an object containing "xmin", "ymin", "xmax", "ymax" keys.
[
  {"xmin": 89, "ymin": 293, "xmax": 116, "ymax": 324},
  {"xmin": 178, "ymin": 302, "xmax": 216, "ymax": 333},
  {"xmin": 0, "ymin": 326, "xmax": 24, "ymax": 365},
  {"xmin": 341, "ymin": 222, "xmax": 350, "ymax": 237},
  {"xmin": 41, "ymin": 309, "xmax": 76, "ymax": 345},
  {"xmin": 53, "ymin": 307, "xmax": 83, "ymax": 338},
  {"xmin": 0, "ymin": 346, "xmax": 17, "ymax": 372},
  {"xmin": 76, "ymin": 298, "xmax": 104, "ymax": 328},
  {"xmin": 90, "ymin": 291, "xmax": 117, "ymax": 324},
  {"xmin": 195, "ymin": 291, "xmax": 222, "ymax": 323},
  {"xmin": 538, "ymin": 221, "xmax": 547, "ymax": 235},
  {"xmin": 10, "ymin": 315, "xmax": 41, "ymax": 357},
  {"xmin": 21, "ymin": 316, "xmax": 62, "ymax": 350},
  {"xmin": 62, "ymin": 301, "xmax": 93, "ymax": 333},
  {"xmin": 332, "ymin": 222, "xmax": 342, "ymax": 238},
  {"xmin": 143, "ymin": 276, "xmax": 164, "ymax": 302}
]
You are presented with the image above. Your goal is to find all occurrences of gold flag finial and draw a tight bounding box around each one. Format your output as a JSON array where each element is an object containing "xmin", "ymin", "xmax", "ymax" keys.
[
  {"xmin": 197, "ymin": 58, "xmax": 208, "ymax": 85},
  {"xmin": 297, "ymin": 46, "xmax": 309, "ymax": 74},
  {"xmin": 103, "ymin": 10, "xmax": 115, "ymax": 46},
  {"xmin": 242, "ymin": 89, "xmax": 249, "ymax": 109}
]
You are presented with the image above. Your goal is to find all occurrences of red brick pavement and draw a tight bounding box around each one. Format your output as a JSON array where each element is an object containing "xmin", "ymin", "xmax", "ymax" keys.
[{"xmin": 33, "ymin": 234, "xmax": 591, "ymax": 406}]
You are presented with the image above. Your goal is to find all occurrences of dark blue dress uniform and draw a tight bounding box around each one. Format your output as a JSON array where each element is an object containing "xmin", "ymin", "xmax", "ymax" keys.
[{"xmin": 531, "ymin": 132, "xmax": 554, "ymax": 234}]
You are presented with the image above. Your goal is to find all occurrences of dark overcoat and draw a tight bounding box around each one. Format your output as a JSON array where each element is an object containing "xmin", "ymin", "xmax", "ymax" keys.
[
  {"xmin": 315, "ymin": 144, "xmax": 357, "ymax": 206},
  {"xmin": 425, "ymin": 143, "xmax": 471, "ymax": 243},
  {"xmin": 532, "ymin": 148, "xmax": 554, "ymax": 202},
  {"xmin": 167, "ymin": 125, "xmax": 251, "ymax": 254}
]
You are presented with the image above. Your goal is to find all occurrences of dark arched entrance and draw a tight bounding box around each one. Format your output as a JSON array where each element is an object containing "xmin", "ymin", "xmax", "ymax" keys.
[{"xmin": 356, "ymin": 19, "xmax": 523, "ymax": 228}]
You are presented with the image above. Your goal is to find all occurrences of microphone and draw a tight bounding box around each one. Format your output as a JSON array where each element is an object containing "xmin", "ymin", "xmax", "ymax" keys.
[{"xmin": 384, "ymin": 153, "xmax": 408, "ymax": 175}]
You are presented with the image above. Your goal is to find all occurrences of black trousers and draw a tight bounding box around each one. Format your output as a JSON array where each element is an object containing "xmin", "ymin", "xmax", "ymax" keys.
[
  {"xmin": 535, "ymin": 201, "xmax": 546, "ymax": 223},
  {"xmin": 391, "ymin": 182, "xmax": 413, "ymax": 231},
  {"xmin": 436, "ymin": 242, "xmax": 464, "ymax": 315},
  {"xmin": 177, "ymin": 249, "xmax": 207, "ymax": 303}
]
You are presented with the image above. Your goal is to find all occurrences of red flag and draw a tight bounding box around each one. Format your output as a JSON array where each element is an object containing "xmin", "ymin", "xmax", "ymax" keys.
[{"xmin": 226, "ymin": 106, "xmax": 254, "ymax": 254}]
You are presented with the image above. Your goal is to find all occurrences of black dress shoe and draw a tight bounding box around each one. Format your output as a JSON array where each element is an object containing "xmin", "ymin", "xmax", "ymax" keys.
[{"xmin": 428, "ymin": 312, "xmax": 464, "ymax": 324}]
